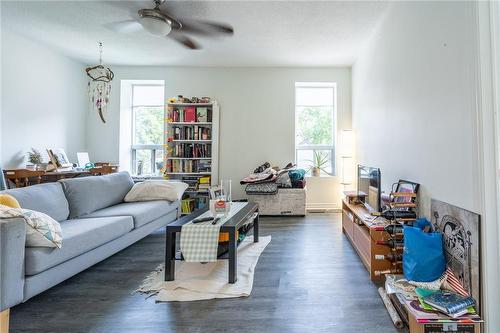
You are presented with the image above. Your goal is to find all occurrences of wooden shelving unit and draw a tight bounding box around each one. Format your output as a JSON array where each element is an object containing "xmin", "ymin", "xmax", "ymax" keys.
[
  {"xmin": 164, "ymin": 101, "xmax": 219, "ymax": 215},
  {"xmin": 342, "ymin": 198, "xmax": 398, "ymax": 281}
]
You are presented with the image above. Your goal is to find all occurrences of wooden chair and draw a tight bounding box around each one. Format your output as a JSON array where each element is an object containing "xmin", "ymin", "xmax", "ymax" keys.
[
  {"xmin": 3, "ymin": 169, "xmax": 46, "ymax": 189},
  {"xmin": 89, "ymin": 165, "xmax": 118, "ymax": 176}
]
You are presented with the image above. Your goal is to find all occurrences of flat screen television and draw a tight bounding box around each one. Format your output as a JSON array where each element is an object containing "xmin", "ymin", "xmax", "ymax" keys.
[{"xmin": 357, "ymin": 164, "xmax": 381, "ymax": 212}]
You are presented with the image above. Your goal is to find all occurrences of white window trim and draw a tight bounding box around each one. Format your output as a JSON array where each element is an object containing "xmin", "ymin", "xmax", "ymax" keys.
[
  {"xmin": 119, "ymin": 80, "xmax": 165, "ymax": 176},
  {"xmin": 294, "ymin": 82, "xmax": 338, "ymax": 176}
]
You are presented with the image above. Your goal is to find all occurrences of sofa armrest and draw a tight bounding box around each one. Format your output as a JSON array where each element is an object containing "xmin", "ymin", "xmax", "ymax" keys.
[{"xmin": 0, "ymin": 217, "xmax": 25, "ymax": 311}]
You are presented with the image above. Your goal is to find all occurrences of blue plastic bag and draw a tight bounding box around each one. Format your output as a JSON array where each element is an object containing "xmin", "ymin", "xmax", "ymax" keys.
[{"xmin": 403, "ymin": 218, "xmax": 446, "ymax": 282}]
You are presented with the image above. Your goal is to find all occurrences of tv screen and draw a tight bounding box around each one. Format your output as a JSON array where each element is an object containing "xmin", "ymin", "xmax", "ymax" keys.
[{"xmin": 357, "ymin": 165, "xmax": 381, "ymax": 212}]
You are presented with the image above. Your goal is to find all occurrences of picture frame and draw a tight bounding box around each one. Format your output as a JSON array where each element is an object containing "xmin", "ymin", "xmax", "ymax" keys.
[{"xmin": 431, "ymin": 199, "xmax": 481, "ymax": 314}]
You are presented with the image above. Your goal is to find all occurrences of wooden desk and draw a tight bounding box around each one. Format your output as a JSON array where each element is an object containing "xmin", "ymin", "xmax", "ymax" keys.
[
  {"xmin": 342, "ymin": 198, "xmax": 400, "ymax": 281},
  {"xmin": 3, "ymin": 167, "xmax": 117, "ymax": 189}
]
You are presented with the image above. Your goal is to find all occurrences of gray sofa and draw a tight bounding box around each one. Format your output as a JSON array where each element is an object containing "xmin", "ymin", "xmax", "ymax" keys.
[{"xmin": 0, "ymin": 172, "xmax": 180, "ymax": 311}]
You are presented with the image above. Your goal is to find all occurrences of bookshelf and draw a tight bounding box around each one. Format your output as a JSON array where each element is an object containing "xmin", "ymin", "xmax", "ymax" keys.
[{"xmin": 164, "ymin": 101, "xmax": 219, "ymax": 215}]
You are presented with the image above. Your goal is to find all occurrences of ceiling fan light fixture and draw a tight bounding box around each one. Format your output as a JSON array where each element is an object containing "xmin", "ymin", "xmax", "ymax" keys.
[{"xmin": 139, "ymin": 16, "xmax": 172, "ymax": 36}]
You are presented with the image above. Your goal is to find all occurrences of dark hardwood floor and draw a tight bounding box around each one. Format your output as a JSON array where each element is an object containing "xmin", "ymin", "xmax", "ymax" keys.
[{"xmin": 10, "ymin": 213, "xmax": 402, "ymax": 333}]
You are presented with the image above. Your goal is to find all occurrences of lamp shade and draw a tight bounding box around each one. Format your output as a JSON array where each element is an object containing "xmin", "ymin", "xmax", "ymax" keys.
[
  {"xmin": 139, "ymin": 16, "xmax": 172, "ymax": 36},
  {"xmin": 339, "ymin": 129, "xmax": 354, "ymax": 157}
]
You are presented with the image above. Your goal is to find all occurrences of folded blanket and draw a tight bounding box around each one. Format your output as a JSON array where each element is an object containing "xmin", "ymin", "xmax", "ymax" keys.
[{"xmin": 245, "ymin": 183, "xmax": 278, "ymax": 195}]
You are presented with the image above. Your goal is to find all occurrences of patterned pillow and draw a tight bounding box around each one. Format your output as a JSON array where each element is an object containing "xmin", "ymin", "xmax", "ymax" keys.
[{"xmin": 0, "ymin": 204, "xmax": 62, "ymax": 248}]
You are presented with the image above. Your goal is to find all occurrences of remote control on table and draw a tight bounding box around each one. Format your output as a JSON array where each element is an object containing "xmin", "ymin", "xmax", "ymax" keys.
[{"xmin": 192, "ymin": 217, "xmax": 214, "ymax": 224}]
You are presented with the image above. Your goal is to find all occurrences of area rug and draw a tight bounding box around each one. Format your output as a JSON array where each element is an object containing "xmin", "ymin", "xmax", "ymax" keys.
[{"xmin": 137, "ymin": 235, "xmax": 271, "ymax": 302}]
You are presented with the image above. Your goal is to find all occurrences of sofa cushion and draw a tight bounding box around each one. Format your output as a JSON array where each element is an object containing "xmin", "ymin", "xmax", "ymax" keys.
[
  {"xmin": 85, "ymin": 200, "xmax": 179, "ymax": 229},
  {"xmin": 59, "ymin": 172, "xmax": 134, "ymax": 219},
  {"xmin": 25, "ymin": 216, "xmax": 133, "ymax": 275},
  {"xmin": 2, "ymin": 183, "xmax": 69, "ymax": 221}
]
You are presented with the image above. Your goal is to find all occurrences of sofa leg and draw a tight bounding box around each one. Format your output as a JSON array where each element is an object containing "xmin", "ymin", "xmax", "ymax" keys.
[{"xmin": 0, "ymin": 309, "xmax": 9, "ymax": 333}]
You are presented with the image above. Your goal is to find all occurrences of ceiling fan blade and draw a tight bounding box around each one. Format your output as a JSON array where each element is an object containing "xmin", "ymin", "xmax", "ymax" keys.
[
  {"xmin": 173, "ymin": 19, "xmax": 234, "ymax": 36},
  {"xmin": 105, "ymin": 20, "xmax": 143, "ymax": 34},
  {"xmin": 168, "ymin": 32, "xmax": 201, "ymax": 50}
]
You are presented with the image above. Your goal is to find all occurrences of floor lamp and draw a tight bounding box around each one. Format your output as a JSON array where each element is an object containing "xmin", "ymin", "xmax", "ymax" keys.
[{"xmin": 340, "ymin": 130, "xmax": 355, "ymax": 191}]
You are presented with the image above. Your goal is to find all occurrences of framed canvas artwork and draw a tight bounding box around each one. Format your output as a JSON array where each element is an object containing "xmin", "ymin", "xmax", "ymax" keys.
[{"xmin": 431, "ymin": 199, "xmax": 481, "ymax": 314}]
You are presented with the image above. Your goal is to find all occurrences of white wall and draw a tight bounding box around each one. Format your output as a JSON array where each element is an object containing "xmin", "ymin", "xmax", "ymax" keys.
[
  {"xmin": 1, "ymin": 31, "xmax": 87, "ymax": 168},
  {"xmin": 87, "ymin": 67, "xmax": 351, "ymax": 202},
  {"xmin": 353, "ymin": 1, "xmax": 478, "ymax": 215},
  {"xmin": 352, "ymin": 1, "xmax": 499, "ymax": 331}
]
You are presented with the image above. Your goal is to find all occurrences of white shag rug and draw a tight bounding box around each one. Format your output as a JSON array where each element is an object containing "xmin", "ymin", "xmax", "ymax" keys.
[{"xmin": 137, "ymin": 235, "xmax": 271, "ymax": 302}]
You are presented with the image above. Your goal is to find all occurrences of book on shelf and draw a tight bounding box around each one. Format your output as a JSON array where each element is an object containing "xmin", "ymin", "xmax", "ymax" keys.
[
  {"xmin": 168, "ymin": 104, "xmax": 212, "ymax": 124},
  {"xmin": 196, "ymin": 107, "xmax": 208, "ymax": 122},
  {"xmin": 171, "ymin": 126, "xmax": 211, "ymax": 141},
  {"xmin": 172, "ymin": 143, "xmax": 211, "ymax": 158},
  {"xmin": 422, "ymin": 291, "xmax": 476, "ymax": 318},
  {"xmin": 184, "ymin": 107, "xmax": 196, "ymax": 122},
  {"xmin": 166, "ymin": 159, "xmax": 211, "ymax": 173}
]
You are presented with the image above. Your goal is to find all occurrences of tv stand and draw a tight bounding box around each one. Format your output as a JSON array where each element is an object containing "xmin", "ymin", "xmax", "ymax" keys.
[{"xmin": 341, "ymin": 197, "xmax": 396, "ymax": 281}]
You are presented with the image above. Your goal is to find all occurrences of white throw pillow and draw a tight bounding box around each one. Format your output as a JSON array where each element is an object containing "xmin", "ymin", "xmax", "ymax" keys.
[
  {"xmin": 124, "ymin": 180, "xmax": 188, "ymax": 202},
  {"xmin": 0, "ymin": 205, "xmax": 63, "ymax": 248}
]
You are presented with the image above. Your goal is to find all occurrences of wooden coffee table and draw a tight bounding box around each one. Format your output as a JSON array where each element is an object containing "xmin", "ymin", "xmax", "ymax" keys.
[{"xmin": 165, "ymin": 202, "xmax": 259, "ymax": 284}]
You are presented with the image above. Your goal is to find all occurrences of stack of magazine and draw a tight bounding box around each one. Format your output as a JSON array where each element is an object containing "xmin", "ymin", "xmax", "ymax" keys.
[{"xmin": 385, "ymin": 275, "xmax": 482, "ymax": 324}]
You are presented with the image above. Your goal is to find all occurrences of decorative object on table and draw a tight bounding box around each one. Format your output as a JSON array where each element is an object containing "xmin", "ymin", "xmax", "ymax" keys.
[
  {"xmin": 137, "ymin": 235, "xmax": 270, "ymax": 302},
  {"xmin": 27, "ymin": 148, "xmax": 44, "ymax": 170},
  {"xmin": 85, "ymin": 42, "xmax": 114, "ymax": 123},
  {"xmin": 307, "ymin": 151, "xmax": 329, "ymax": 176},
  {"xmin": 431, "ymin": 199, "xmax": 481, "ymax": 314},
  {"xmin": 46, "ymin": 148, "xmax": 72, "ymax": 169},
  {"xmin": 76, "ymin": 152, "xmax": 91, "ymax": 168}
]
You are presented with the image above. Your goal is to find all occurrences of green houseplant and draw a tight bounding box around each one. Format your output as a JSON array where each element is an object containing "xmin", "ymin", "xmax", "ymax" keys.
[
  {"xmin": 307, "ymin": 151, "xmax": 329, "ymax": 176},
  {"xmin": 27, "ymin": 148, "xmax": 44, "ymax": 169}
]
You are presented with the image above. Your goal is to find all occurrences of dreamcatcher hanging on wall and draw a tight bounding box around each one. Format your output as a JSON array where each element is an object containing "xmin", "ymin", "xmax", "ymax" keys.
[{"xmin": 85, "ymin": 42, "xmax": 114, "ymax": 123}]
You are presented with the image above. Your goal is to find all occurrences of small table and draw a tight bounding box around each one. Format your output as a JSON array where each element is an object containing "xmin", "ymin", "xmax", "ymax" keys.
[{"xmin": 165, "ymin": 202, "xmax": 259, "ymax": 284}]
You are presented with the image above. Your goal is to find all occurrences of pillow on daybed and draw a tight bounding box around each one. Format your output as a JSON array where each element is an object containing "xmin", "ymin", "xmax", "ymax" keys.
[
  {"xmin": 124, "ymin": 180, "xmax": 188, "ymax": 203},
  {"xmin": 0, "ymin": 204, "xmax": 63, "ymax": 248}
]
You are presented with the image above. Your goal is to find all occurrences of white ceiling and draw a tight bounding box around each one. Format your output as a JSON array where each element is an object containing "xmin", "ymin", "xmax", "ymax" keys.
[{"xmin": 1, "ymin": 0, "xmax": 390, "ymax": 67}]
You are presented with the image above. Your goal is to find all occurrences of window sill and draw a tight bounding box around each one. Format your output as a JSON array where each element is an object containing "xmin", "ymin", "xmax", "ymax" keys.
[{"xmin": 305, "ymin": 174, "xmax": 337, "ymax": 179}]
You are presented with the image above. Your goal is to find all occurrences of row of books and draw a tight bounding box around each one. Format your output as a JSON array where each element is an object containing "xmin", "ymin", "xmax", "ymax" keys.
[
  {"xmin": 172, "ymin": 126, "xmax": 211, "ymax": 141},
  {"xmin": 182, "ymin": 175, "xmax": 211, "ymax": 192},
  {"xmin": 169, "ymin": 106, "xmax": 212, "ymax": 123},
  {"xmin": 166, "ymin": 159, "xmax": 212, "ymax": 173},
  {"xmin": 171, "ymin": 143, "xmax": 212, "ymax": 158},
  {"xmin": 181, "ymin": 197, "xmax": 208, "ymax": 214}
]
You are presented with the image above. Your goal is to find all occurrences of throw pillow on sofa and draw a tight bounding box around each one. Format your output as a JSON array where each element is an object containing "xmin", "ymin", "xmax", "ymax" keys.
[
  {"xmin": 0, "ymin": 204, "xmax": 63, "ymax": 248},
  {"xmin": 124, "ymin": 180, "xmax": 188, "ymax": 202}
]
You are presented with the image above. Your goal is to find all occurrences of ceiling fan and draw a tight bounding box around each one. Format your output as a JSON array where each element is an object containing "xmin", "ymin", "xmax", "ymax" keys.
[{"xmin": 107, "ymin": 0, "xmax": 234, "ymax": 50}]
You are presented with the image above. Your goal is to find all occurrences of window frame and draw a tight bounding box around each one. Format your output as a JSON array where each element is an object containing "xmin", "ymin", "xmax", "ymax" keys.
[
  {"xmin": 130, "ymin": 83, "xmax": 165, "ymax": 176},
  {"xmin": 294, "ymin": 82, "xmax": 337, "ymax": 176}
]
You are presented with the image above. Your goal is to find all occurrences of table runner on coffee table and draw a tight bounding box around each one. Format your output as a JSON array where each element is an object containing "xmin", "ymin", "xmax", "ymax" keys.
[{"xmin": 180, "ymin": 202, "xmax": 247, "ymax": 262}]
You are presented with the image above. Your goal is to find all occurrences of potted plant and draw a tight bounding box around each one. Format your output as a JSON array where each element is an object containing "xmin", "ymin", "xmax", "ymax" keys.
[
  {"xmin": 308, "ymin": 151, "xmax": 329, "ymax": 176},
  {"xmin": 27, "ymin": 148, "xmax": 44, "ymax": 170}
]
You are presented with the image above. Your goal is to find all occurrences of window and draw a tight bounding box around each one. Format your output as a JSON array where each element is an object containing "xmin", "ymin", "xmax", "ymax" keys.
[
  {"xmin": 295, "ymin": 82, "xmax": 336, "ymax": 175},
  {"xmin": 131, "ymin": 84, "xmax": 165, "ymax": 176}
]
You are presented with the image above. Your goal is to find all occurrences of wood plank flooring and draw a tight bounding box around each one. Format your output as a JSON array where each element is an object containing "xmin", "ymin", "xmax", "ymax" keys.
[{"xmin": 10, "ymin": 213, "xmax": 403, "ymax": 333}]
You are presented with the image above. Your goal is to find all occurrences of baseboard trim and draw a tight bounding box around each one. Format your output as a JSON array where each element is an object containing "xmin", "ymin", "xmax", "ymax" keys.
[{"xmin": 306, "ymin": 203, "xmax": 341, "ymax": 213}]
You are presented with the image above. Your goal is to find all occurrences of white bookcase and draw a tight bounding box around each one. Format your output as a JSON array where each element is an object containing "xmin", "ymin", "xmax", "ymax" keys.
[{"xmin": 164, "ymin": 101, "xmax": 219, "ymax": 214}]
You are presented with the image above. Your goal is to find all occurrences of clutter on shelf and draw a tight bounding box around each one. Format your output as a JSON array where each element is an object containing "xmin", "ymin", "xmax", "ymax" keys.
[{"xmin": 343, "ymin": 175, "xmax": 483, "ymax": 332}]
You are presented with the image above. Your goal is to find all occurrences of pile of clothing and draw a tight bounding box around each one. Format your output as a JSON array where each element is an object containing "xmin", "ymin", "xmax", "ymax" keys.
[{"xmin": 240, "ymin": 162, "xmax": 306, "ymax": 195}]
